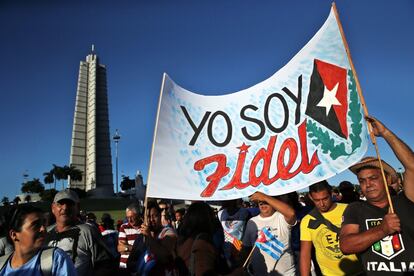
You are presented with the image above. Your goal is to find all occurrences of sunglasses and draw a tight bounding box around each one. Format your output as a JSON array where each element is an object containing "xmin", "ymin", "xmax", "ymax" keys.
[{"xmin": 258, "ymin": 201, "xmax": 269, "ymax": 206}]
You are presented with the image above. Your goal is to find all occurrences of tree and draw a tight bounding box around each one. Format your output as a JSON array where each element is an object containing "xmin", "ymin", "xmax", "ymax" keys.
[
  {"xmin": 40, "ymin": 189, "xmax": 58, "ymax": 202},
  {"xmin": 24, "ymin": 195, "xmax": 31, "ymax": 203},
  {"xmin": 44, "ymin": 164, "xmax": 83, "ymax": 191},
  {"xmin": 1, "ymin": 197, "xmax": 9, "ymax": 206},
  {"xmin": 52, "ymin": 164, "xmax": 66, "ymax": 190},
  {"xmin": 43, "ymin": 170, "xmax": 55, "ymax": 190},
  {"xmin": 120, "ymin": 176, "xmax": 135, "ymax": 191},
  {"xmin": 13, "ymin": 197, "xmax": 21, "ymax": 205},
  {"xmin": 21, "ymin": 178, "xmax": 45, "ymax": 194},
  {"xmin": 63, "ymin": 165, "xmax": 83, "ymax": 182}
]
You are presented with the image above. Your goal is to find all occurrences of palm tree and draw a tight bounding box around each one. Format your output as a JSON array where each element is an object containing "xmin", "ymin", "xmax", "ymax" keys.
[
  {"xmin": 45, "ymin": 164, "xmax": 83, "ymax": 191},
  {"xmin": 24, "ymin": 195, "xmax": 31, "ymax": 203},
  {"xmin": 43, "ymin": 171, "xmax": 55, "ymax": 190},
  {"xmin": 62, "ymin": 164, "xmax": 83, "ymax": 188},
  {"xmin": 43, "ymin": 164, "xmax": 82, "ymax": 190},
  {"xmin": 52, "ymin": 164, "xmax": 66, "ymax": 190},
  {"xmin": 1, "ymin": 196, "xmax": 9, "ymax": 206},
  {"xmin": 13, "ymin": 196, "xmax": 21, "ymax": 205},
  {"xmin": 21, "ymin": 178, "xmax": 44, "ymax": 193},
  {"xmin": 67, "ymin": 165, "xmax": 83, "ymax": 182}
]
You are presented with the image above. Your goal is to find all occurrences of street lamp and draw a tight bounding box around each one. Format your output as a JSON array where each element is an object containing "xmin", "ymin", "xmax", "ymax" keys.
[
  {"xmin": 23, "ymin": 170, "xmax": 29, "ymax": 183},
  {"xmin": 398, "ymin": 167, "xmax": 404, "ymax": 182},
  {"xmin": 113, "ymin": 129, "xmax": 121, "ymax": 194}
]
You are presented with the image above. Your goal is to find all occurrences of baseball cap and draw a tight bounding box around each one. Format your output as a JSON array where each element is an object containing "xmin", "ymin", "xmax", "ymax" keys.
[{"xmin": 53, "ymin": 189, "xmax": 80, "ymax": 203}]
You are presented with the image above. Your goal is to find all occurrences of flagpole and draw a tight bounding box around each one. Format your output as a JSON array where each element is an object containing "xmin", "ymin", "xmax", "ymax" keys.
[
  {"xmin": 332, "ymin": 3, "xmax": 394, "ymax": 213},
  {"xmin": 242, "ymin": 244, "xmax": 256, "ymax": 268},
  {"xmin": 144, "ymin": 73, "xmax": 168, "ymax": 224}
]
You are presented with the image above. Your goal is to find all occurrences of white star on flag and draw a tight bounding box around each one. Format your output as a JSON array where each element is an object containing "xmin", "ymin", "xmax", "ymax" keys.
[{"xmin": 317, "ymin": 82, "xmax": 341, "ymax": 116}]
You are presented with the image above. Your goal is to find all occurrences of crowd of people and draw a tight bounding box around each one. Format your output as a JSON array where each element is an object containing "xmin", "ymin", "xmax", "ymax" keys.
[{"xmin": 0, "ymin": 118, "xmax": 413, "ymax": 276}]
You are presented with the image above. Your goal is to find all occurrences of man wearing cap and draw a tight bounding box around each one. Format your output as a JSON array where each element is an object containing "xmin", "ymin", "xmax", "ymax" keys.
[
  {"xmin": 46, "ymin": 189, "xmax": 117, "ymax": 275},
  {"xmin": 340, "ymin": 116, "xmax": 414, "ymax": 275}
]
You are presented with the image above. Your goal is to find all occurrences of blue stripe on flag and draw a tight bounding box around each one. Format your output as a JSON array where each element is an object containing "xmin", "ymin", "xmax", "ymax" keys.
[
  {"xmin": 262, "ymin": 227, "xmax": 285, "ymax": 248},
  {"xmin": 255, "ymin": 227, "xmax": 286, "ymax": 260},
  {"xmin": 255, "ymin": 241, "xmax": 282, "ymax": 260}
]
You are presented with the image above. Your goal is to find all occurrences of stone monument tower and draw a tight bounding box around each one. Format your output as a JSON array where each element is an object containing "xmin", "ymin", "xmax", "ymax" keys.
[{"xmin": 68, "ymin": 46, "xmax": 113, "ymax": 196}]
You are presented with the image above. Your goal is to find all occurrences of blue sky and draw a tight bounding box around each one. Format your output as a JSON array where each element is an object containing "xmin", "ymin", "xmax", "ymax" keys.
[{"xmin": 0, "ymin": 0, "xmax": 413, "ymax": 199}]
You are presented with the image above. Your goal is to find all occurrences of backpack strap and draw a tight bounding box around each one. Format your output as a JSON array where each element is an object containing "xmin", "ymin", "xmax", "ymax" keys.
[
  {"xmin": 0, "ymin": 251, "xmax": 13, "ymax": 272},
  {"xmin": 40, "ymin": 247, "xmax": 56, "ymax": 276},
  {"xmin": 46, "ymin": 225, "xmax": 80, "ymax": 263},
  {"xmin": 0, "ymin": 248, "xmax": 56, "ymax": 276},
  {"xmin": 308, "ymin": 207, "xmax": 341, "ymax": 234}
]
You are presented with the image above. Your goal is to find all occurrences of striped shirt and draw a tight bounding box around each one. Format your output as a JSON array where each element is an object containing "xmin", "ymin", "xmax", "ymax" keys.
[{"xmin": 118, "ymin": 223, "xmax": 141, "ymax": 268}]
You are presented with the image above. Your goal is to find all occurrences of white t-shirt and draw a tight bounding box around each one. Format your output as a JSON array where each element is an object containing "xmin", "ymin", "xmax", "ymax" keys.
[{"xmin": 242, "ymin": 211, "xmax": 296, "ymax": 275}]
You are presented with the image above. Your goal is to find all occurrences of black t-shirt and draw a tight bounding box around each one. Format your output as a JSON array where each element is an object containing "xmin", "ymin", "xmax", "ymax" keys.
[{"xmin": 343, "ymin": 193, "xmax": 414, "ymax": 275}]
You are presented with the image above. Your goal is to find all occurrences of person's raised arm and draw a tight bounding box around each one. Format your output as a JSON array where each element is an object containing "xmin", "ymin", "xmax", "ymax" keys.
[
  {"xmin": 249, "ymin": 192, "xmax": 296, "ymax": 225},
  {"xmin": 366, "ymin": 116, "xmax": 414, "ymax": 201}
]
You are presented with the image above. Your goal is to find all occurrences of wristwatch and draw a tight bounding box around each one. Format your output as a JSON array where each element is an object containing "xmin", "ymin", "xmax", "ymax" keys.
[{"xmin": 125, "ymin": 246, "xmax": 128, "ymax": 252}]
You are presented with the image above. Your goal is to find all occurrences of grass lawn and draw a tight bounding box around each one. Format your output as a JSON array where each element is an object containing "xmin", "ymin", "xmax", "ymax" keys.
[
  {"xmin": 0, "ymin": 197, "xmax": 136, "ymax": 224},
  {"xmin": 92, "ymin": 210, "xmax": 126, "ymax": 224},
  {"xmin": 76, "ymin": 198, "xmax": 133, "ymax": 223}
]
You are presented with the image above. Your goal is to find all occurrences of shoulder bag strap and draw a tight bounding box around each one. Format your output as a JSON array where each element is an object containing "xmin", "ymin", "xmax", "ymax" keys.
[
  {"xmin": 0, "ymin": 251, "xmax": 13, "ymax": 272},
  {"xmin": 40, "ymin": 247, "xmax": 56, "ymax": 276},
  {"xmin": 308, "ymin": 207, "xmax": 341, "ymax": 235}
]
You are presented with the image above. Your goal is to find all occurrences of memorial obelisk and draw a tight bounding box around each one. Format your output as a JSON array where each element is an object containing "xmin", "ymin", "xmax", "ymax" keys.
[{"xmin": 68, "ymin": 46, "xmax": 113, "ymax": 196}]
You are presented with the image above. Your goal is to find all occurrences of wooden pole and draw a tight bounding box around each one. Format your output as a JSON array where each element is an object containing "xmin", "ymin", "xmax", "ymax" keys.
[
  {"xmin": 332, "ymin": 3, "xmax": 394, "ymax": 213},
  {"xmin": 243, "ymin": 244, "xmax": 256, "ymax": 268},
  {"xmin": 143, "ymin": 73, "xmax": 168, "ymax": 224}
]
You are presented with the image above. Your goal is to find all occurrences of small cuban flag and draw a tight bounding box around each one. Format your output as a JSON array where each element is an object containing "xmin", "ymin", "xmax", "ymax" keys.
[
  {"xmin": 137, "ymin": 250, "xmax": 157, "ymax": 276},
  {"xmin": 255, "ymin": 227, "xmax": 285, "ymax": 261}
]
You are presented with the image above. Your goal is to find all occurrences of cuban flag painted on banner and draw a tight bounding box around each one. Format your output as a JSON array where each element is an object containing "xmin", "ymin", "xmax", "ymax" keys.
[
  {"xmin": 147, "ymin": 5, "xmax": 368, "ymax": 200},
  {"xmin": 255, "ymin": 227, "xmax": 285, "ymax": 261}
]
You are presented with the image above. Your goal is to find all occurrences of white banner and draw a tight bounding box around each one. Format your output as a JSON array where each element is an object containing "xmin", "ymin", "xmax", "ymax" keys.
[{"xmin": 147, "ymin": 7, "xmax": 368, "ymax": 200}]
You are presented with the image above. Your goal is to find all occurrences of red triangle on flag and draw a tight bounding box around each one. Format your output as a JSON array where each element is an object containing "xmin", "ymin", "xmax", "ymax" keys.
[
  {"xmin": 256, "ymin": 230, "xmax": 267, "ymax": 243},
  {"xmin": 314, "ymin": 59, "xmax": 349, "ymax": 138}
]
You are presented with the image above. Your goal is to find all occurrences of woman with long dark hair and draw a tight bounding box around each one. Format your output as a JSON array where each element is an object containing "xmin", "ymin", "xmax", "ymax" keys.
[{"xmin": 176, "ymin": 202, "xmax": 243, "ymax": 276}]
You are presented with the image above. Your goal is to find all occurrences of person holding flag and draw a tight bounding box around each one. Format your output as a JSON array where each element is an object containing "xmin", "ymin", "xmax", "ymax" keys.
[
  {"xmin": 340, "ymin": 116, "xmax": 414, "ymax": 275},
  {"xmin": 241, "ymin": 191, "xmax": 296, "ymax": 275}
]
